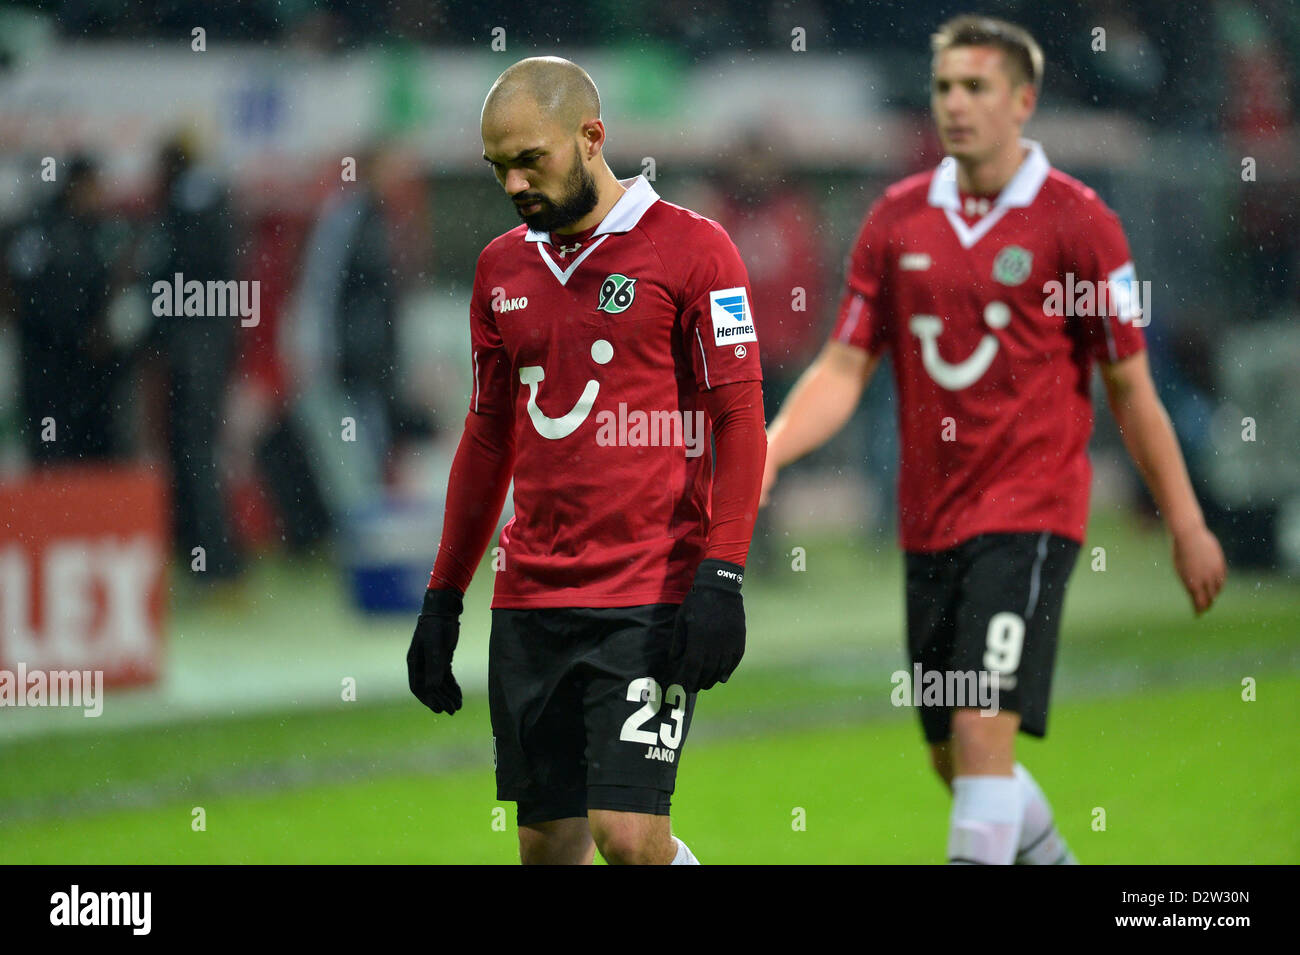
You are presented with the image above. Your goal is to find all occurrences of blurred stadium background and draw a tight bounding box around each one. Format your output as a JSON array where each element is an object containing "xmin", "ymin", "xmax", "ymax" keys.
[{"xmin": 0, "ymin": 0, "xmax": 1297, "ymax": 863}]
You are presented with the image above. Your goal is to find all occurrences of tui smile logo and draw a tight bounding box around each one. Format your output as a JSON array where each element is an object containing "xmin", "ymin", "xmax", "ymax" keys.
[
  {"xmin": 909, "ymin": 301, "xmax": 1011, "ymax": 391},
  {"xmin": 518, "ymin": 339, "xmax": 614, "ymax": 439}
]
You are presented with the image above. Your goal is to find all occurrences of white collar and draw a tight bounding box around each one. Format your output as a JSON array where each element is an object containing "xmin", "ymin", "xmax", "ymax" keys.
[
  {"xmin": 524, "ymin": 175, "xmax": 660, "ymax": 244},
  {"xmin": 926, "ymin": 138, "xmax": 1051, "ymax": 211}
]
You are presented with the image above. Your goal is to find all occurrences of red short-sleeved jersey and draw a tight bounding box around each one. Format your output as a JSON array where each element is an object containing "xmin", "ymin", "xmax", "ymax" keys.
[
  {"xmin": 470, "ymin": 176, "xmax": 763, "ymax": 608},
  {"xmin": 829, "ymin": 141, "xmax": 1146, "ymax": 553}
]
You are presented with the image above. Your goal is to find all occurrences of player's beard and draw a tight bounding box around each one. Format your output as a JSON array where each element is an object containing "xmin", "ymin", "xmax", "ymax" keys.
[{"xmin": 513, "ymin": 145, "xmax": 600, "ymax": 232}]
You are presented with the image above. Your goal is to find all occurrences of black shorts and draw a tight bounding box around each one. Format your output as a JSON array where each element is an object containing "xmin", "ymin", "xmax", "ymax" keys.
[
  {"xmin": 488, "ymin": 603, "xmax": 696, "ymax": 826},
  {"xmin": 905, "ymin": 531, "xmax": 1080, "ymax": 743}
]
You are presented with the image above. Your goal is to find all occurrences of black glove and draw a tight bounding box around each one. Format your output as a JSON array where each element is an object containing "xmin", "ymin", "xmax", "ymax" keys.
[
  {"xmin": 406, "ymin": 588, "xmax": 464, "ymax": 714},
  {"xmin": 669, "ymin": 559, "xmax": 746, "ymax": 693}
]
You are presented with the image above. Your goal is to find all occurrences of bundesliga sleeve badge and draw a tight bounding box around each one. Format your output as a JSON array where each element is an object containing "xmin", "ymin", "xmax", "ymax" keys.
[
  {"xmin": 1106, "ymin": 261, "xmax": 1142, "ymax": 324},
  {"xmin": 709, "ymin": 287, "xmax": 757, "ymax": 346}
]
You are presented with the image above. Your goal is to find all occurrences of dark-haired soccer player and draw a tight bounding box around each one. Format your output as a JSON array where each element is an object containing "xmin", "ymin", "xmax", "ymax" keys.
[
  {"xmin": 764, "ymin": 16, "xmax": 1225, "ymax": 864},
  {"xmin": 407, "ymin": 57, "xmax": 766, "ymax": 865}
]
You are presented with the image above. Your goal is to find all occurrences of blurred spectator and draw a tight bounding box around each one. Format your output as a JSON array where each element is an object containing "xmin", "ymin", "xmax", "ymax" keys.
[
  {"xmin": 138, "ymin": 137, "xmax": 245, "ymax": 583},
  {"xmin": 1084, "ymin": 2, "xmax": 1165, "ymax": 110},
  {"xmin": 700, "ymin": 130, "xmax": 829, "ymax": 573},
  {"xmin": 1218, "ymin": 0, "xmax": 1300, "ymax": 311},
  {"xmin": 281, "ymin": 149, "xmax": 401, "ymax": 527},
  {"xmin": 4, "ymin": 155, "xmax": 121, "ymax": 463},
  {"xmin": 703, "ymin": 131, "xmax": 829, "ymax": 404},
  {"xmin": 225, "ymin": 204, "xmax": 334, "ymax": 558}
]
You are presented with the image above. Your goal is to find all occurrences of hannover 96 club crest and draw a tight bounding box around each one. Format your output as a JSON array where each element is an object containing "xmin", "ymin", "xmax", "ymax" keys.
[
  {"xmin": 598, "ymin": 274, "xmax": 637, "ymax": 313},
  {"xmin": 993, "ymin": 245, "xmax": 1033, "ymax": 286}
]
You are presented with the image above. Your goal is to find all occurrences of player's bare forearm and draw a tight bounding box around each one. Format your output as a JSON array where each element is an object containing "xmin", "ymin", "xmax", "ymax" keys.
[
  {"xmin": 428, "ymin": 409, "xmax": 516, "ymax": 595},
  {"xmin": 767, "ymin": 341, "xmax": 880, "ymax": 471},
  {"xmin": 1101, "ymin": 352, "xmax": 1202, "ymax": 533},
  {"xmin": 1100, "ymin": 351, "xmax": 1226, "ymax": 613}
]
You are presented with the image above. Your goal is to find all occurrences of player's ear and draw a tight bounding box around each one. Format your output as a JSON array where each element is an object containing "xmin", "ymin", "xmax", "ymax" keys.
[
  {"xmin": 1017, "ymin": 80, "xmax": 1037, "ymax": 122},
  {"xmin": 579, "ymin": 119, "xmax": 606, "ymax": 159}
]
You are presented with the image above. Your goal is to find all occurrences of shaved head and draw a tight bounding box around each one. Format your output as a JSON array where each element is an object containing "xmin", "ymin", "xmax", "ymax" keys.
[
  {"xmin": 481, "ymin": 57, "xmax": 619, "ymax": 235},
  {"xmin": 482, "ymin": 56, "xmax": 601, "ymax": 132}
]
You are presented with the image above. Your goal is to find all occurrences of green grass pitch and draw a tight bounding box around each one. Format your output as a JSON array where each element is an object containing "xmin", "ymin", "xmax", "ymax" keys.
[{"xmin": 2, "ymin": 517, "xmax": 1297, "ymax": 864}]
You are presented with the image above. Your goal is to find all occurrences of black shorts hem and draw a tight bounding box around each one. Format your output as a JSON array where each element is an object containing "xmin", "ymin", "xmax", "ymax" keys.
[
  {"xmin": 510, "ymin": 785, "xmax": 672, "ymax": 824},
  {"xmin": 918, "ymin": 705, "xmax": 1047, "ymax": 744},
  {"xmin": 513, "ymin": 792, "xmax": 587, "ymax": 827},
  {"xmin": 586, "ymin": 784, "xmax": 671, "ymax": 816}
]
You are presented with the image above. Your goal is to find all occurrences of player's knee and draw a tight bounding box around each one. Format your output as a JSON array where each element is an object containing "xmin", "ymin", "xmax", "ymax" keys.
[
  {"xmin": 517, "ymin": 828, "xmax": 553, "ymax": 865},
  {"xmin": 589, "ymin": 819, "xmax": 659, "ymax": 865},
  {"xmin": 518, "ymin": 828, "xmax": 553, "ymax": 865},
  {"xmin": 951, "ymin": 708, "xmax": 1016, "ymax": 764},
  {"xmin": 517, "ymin": 823, "xmax": 591, "ymax": 865},
  {"xmin": 951, "ymin": 706, "xmax": 1013, "ymax": 740},
  {"xmin": 596, "ymin": 835, "xmax": 656, "ymax": 865}
]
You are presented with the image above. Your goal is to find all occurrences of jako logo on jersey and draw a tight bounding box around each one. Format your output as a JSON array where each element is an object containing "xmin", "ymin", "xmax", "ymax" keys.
[
  {"xmin": 518, "ymin": 339, "xmax": 614, "ymax": 439},
  {"xmin": 598, "ymin": 274, "xmax": 637, "ymax": 313},
  {"xmin": 709, "ymin": 287, "xmax": 757, "ymax": 346},
  {"xmin": 900, "ymin": 253, "xmax": 932, "ymax": 271},
  {"xmin": 908, "ymin": 301, "xmax": 1011, "ymax": 391},
  {"xmin": 491, "ymin": 287, "xmax": 527, "ymax": 313}
]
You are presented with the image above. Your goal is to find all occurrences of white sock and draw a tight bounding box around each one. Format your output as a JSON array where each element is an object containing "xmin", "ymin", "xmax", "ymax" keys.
[
  {"xmin": 670, "ymin": 836, "xmax": 700, "ymax": 865},
  {"xmin": 1014, "ymin": 763, "xmax": 1077, "ymax": 864},
  {"xmin": 948, "ymin": 775, "xmax": 1023, "ymax": 864}
]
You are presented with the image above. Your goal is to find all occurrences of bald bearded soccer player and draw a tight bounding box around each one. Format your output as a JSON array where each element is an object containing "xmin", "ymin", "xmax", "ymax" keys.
[{"xmin": 406, "ymin": 57, "xmax": 767, "ymax": 865}]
